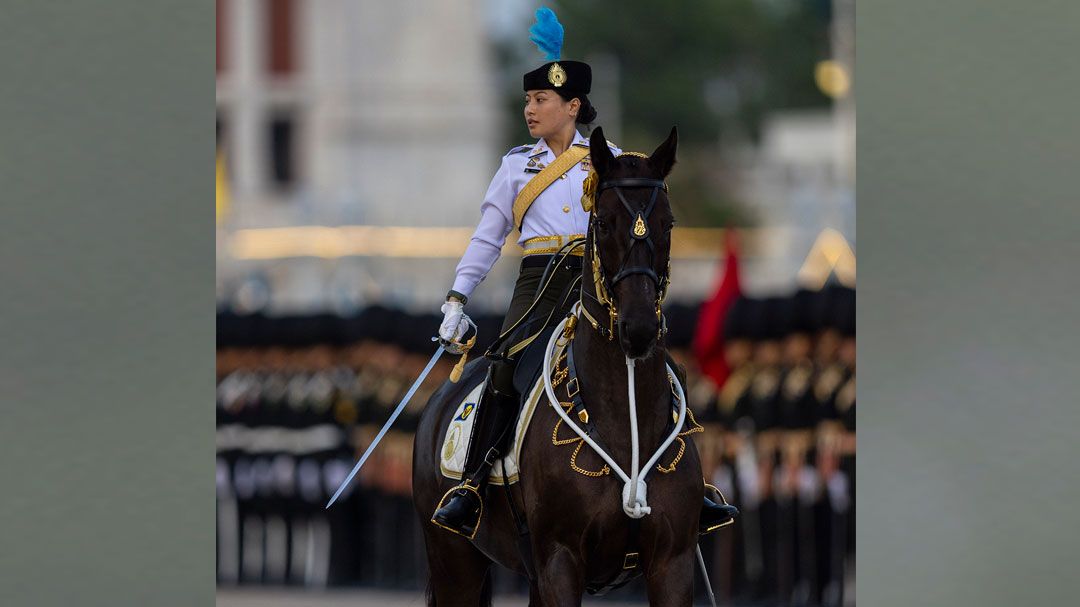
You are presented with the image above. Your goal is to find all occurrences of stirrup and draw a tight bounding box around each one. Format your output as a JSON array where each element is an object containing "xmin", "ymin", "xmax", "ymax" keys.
[
  {"xmin": 430, "ymin": 483, "xmax": 484, "ymax": 540},
  {"xmin": 700, "ymin": 482, "xmax": 739, "ymax": 535}
]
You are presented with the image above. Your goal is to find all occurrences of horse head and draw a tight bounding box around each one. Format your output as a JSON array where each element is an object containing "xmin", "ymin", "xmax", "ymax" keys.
[{"xmin": 585, "ymin": 126, "xmax": 678, "ymax": 360}]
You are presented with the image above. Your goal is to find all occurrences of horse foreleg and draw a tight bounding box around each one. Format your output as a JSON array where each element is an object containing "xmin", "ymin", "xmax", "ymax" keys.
[
  {"xmin": 422, "ymin": 524, "xmax": 493, "ymax": 607},
  {"xmin": 527, "ymin": 580, "xmax": 542, "ymax": 607},
  {"xmin": 535, "ymin": 546, "xmax": 584, "ymax": 607},
  {"xmin": 644, "ymin": 549, "xmax": 696, "ymax": 607}
]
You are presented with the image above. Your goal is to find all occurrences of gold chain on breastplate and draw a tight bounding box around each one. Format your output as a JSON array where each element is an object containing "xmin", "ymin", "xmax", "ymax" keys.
[
  {"xmin": 656, "ymin": 408, "xmax": 704, "ymax": 474},
  {"xmin": 551, "ymin": 401, "xmax": 611, "ymax": 477}
]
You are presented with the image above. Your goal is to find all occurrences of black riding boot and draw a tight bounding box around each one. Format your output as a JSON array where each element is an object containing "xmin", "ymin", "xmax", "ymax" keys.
[
  {"xmin": 431, "ymin": 378, "xmax": 520, "ymax": 538},
  {"xmin": 700, "ymin": 495, "xmax": 740, "ymax": 534}
]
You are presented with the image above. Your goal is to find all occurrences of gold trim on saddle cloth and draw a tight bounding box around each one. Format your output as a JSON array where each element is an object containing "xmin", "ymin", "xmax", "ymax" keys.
[{"xmin": 522, "ymin": 234, "xmax": 586, "ymax": 256}]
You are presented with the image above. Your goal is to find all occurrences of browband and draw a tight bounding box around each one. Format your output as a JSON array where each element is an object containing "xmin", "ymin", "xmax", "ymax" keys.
[{"xmin": 597, "ymin": 178, "xmax": 668, "ymax": 192}]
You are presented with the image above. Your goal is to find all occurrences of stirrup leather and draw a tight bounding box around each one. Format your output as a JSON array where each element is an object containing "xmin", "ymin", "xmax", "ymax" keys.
[{"xmin": 431, "ymin": 483, "xmax": 484, "ymax": 540}]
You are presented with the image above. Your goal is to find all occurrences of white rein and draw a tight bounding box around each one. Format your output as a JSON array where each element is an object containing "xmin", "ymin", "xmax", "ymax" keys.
[{"xmin": 543, "ymin": 301, "xmax": 687, "ymax": 519}]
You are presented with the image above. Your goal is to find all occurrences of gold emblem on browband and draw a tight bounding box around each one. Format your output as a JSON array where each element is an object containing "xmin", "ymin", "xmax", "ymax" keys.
[{"xmin": 548, "ymin": 62, "xmax": 567, "ymax": 87}]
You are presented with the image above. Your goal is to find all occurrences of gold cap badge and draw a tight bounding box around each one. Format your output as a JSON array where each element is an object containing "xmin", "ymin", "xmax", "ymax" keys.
[{"xmin": 548, "ymin": 62, "xmax": 567, "ymax": 87}]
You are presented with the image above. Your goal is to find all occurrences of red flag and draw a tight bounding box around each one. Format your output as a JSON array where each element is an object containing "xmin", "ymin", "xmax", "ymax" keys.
[{"xmin": 692, "ymin": 228, "xmax": 742, "ymax": 387}]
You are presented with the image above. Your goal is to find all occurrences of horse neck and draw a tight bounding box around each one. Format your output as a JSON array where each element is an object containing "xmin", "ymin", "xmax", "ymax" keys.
[{"xmin": 573, "ymin": 287, "xmax": 671, "ymax": 460}]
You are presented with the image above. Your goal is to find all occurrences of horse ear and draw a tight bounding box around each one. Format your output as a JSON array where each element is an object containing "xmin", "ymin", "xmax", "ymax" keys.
[
  {"xmin": 590, "ymin": 126, "xmax": 614, "ymax": 175},
  {"xmin": 649, "ymin": 126, "xmax": 678, "ymax": 178}
]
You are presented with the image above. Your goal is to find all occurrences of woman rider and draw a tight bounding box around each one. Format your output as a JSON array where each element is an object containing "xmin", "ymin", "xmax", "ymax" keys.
[{"xmin": 432, "ymin": 9, "xmax": 737, "ymax": 538}]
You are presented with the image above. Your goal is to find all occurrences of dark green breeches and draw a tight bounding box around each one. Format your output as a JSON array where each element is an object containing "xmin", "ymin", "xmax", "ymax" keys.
[{"xmin": 489, "ymin": 258, "xmax": 582, "ymax": 395}]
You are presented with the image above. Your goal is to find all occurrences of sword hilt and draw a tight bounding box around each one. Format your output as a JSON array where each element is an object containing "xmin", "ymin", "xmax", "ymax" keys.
[{"xmin": 439, "ymin": 314, "xmax": 477, "ymax": 356}]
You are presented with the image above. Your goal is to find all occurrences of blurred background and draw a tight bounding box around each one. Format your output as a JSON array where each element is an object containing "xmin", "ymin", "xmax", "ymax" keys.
[{"xmin": 216, "ymin": 1, "xmax": 854, "ymax": 605}]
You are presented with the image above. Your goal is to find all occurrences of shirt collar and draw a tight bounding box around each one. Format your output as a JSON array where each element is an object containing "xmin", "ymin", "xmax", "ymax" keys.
[{"xmin": 530, "ymin": 129, "xmax": 586, "ymax": 158}]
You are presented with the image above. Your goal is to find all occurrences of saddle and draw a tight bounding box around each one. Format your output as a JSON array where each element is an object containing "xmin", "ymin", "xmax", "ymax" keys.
[{"xmin": 438, "ymin": 338, "xmax": 558, "ymax": 486}]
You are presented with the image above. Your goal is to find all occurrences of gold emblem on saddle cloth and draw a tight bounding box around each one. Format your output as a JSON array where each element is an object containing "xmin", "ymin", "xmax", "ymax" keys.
[
  {"xmin": 548, "ymin": 62, "xmax": 567, "ymax": 87},
  {"xmin": 443, "ymin": 425, "xmax": 462, "ymax": 461}
]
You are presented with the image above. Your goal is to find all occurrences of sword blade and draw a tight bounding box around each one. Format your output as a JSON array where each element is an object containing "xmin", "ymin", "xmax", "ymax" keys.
[
  {"xmin": 696, "ymin": 544, "xmax": 718, "ymax": 607},
  {"xmin": 325, "ymin": 344, "xmax": 446, "ymax": 508}
]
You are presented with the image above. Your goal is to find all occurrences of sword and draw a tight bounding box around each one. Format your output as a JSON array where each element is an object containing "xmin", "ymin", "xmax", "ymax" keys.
[
  {"xmin": 326, "ymin": 340, "xmax": 446, "ymax": 508},
  {"xmin": 696, "ymin": 544, "xmax": 718, "ymax": 607}
]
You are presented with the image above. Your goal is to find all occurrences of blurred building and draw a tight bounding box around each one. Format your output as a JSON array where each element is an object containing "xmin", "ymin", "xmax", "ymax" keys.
[
  {"xmin": 215, "ymin": 0, "xmax": 855, "ymax": 314},
  {"xmin": 216, "ymin": 0, "xmax": 500, "ymax": 313},
  {"xmin": 729, "ymin": 108, "xmax": 856, "ymax": 294},
  {"xmin": 726, "ymin": 0, "xmax": 855, "ymax": 295}
]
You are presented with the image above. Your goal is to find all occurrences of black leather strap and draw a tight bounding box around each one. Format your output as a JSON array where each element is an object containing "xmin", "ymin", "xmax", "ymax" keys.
[
  {"xmin": 564, "ymin": 339, "xmax": 605, "ymax": 447},
  {"xmin": 521, "ymin": 254, "xmax": 584, "ymax": 270},
  {"xmin": 611, "ymin": 266, "xmax": 659, "ymax": 286},
  {"xmin": 501, "ymin": 465, "xmax": 537, "ymax": 581},
  {"xmin": 585, "ymin": 517, "xmax": 643, "ymax": 595},
  {"xmin": 597, "ymin": 177, "xmax": 667, "ymax": 192}
]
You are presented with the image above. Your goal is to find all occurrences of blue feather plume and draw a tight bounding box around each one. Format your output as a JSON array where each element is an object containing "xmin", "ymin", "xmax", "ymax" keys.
[{"xmin": 528, "ymin": 7, "xmax": 563, "ymax": 61}]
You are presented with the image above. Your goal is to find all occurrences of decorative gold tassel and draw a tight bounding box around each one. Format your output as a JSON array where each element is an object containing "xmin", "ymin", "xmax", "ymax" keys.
[
  {"xmin": 580, "ymin": 168, "xmax": 597, "ymax": 212},
  {"xmin": 449, "ymin": 335, "xmax": 477, "ymax": 383}
]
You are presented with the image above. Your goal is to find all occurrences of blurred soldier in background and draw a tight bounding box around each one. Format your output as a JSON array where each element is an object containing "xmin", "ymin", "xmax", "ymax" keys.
[
  {"xmin": 815, "ymin": 285, "xmax": 855, "ymax": 606},
  {"xmin": 778, "ymin": 289, "xmax": 823, "ymax": 605},
  {"xmin": 215, "ymin": 283, "xmax": 855, "ymax": 600},
  {"xmin": 738, "ymin": 297, "xmax": 781, "ymax": 601}
]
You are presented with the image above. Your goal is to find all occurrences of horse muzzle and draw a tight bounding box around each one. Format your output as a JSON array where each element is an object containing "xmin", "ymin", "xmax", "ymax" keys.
[{"xmin": 618, "ymin": 316, "xmax": 659, "ymax": 360}]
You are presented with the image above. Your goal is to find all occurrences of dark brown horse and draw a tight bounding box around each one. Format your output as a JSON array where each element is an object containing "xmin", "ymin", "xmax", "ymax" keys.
[{"xmin": 413, "ymin": 126, "xmax": 702, "ymax": 606}]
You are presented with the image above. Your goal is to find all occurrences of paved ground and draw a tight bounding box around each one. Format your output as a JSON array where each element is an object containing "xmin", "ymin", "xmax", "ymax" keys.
[{"xmin": 216, "ymin": 589, "xmax": 646, "ymax": 607}]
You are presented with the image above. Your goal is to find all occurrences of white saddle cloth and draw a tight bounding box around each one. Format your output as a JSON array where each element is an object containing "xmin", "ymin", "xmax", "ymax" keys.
[{"xmin": 439, "ymin": 372, "xmax": 549, "ymax": 486}]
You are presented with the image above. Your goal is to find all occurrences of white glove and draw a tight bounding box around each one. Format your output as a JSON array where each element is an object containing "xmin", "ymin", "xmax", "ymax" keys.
[{"xmin": 438, "ymin": 300, "xmax": 469, "ymax": 344}]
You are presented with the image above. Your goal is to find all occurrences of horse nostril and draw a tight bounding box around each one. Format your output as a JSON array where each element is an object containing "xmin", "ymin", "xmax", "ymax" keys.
[{"xmin": 618, "ymin": 319, "xmax": 659, "ymax": 359}]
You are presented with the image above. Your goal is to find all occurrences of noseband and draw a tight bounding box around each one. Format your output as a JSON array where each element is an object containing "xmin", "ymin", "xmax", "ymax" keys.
[{"xmin": 581, "ymin": 172, "xmax": 671, "ymax": 341}]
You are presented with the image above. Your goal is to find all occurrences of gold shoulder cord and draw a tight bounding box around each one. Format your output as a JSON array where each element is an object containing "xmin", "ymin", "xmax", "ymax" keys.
[{"xmin": 512, "ymin": 146, "xmax": 590, "ymax": 229}]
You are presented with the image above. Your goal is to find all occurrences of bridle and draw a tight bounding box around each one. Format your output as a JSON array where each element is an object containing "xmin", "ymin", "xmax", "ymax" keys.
[{"xmin": 580, "ymin": 156, "xmax": 671, "ymax": 342}]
